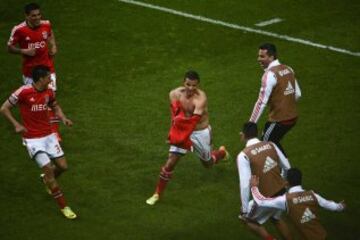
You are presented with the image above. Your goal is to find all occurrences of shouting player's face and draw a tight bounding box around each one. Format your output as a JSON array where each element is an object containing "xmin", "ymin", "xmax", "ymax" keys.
[
  {"xmin": 26, "ymin": 9, "xmax": 42, "ymax": 28},
  {"xmin": 257, "ymin": 49, "xmax": 274, "ymax": 69},
  {"xmin": 184, "ymin": 78, "xmax": 199, "ymax": 97}
]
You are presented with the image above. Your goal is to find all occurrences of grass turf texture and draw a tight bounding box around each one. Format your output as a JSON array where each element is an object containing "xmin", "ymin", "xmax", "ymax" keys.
[{"xmin": 0, "ymin": 0, "xmax": 359, "ymax": 239}]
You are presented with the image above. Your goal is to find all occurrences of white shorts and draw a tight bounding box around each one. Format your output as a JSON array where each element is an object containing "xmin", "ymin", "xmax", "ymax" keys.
[
  {"xmin": 169, "ymin": 126, "xmax": 212, "ymax": 161},
  {"xmin": 23, "ymin": 72, "xmax": 57, "ymax": 91},
  {"xmin": 23, "ymin": 133, "xmax": 64, "ymax": 167},
  {"xmin": 245, "ymin": 200, "xmax": 283, "ymax": 224}
]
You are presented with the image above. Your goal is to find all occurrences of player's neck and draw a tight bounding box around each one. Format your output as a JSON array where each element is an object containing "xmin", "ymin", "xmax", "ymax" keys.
[
  {"xmin": 185, "ymin": 90, "xmax": 198, "ymax": 99},
  {"xmin": 26, "ymin": 20, "xmax": 38, "ymax": 29},
  {"xmin": 32, "ymin": 83, "xmax": 46, "ymax": 92}
]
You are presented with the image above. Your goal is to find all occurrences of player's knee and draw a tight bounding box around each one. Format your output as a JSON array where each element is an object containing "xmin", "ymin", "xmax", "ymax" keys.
[
  {"xmin": 200, "ymin": 159, "xmax": 213, "ymax": 168},
  {"xmin": 55, "ymin": 158, "xmax": 68, "ymax": 172},
  {"xmin": 166, "ymin": 153, "xmax": 182, "ymax": 170},
  {"xmin": 59, "ymin": 164, "xmax": 68, "ymax": 172},
  {"xmin": 60, "ymin": 163, "xmax": 69, "ymax": 171}
]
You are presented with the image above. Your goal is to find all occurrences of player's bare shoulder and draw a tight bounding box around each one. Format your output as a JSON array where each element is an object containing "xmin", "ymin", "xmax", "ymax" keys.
[{"xmin": 169, "ymin": 87, "xmax": 185, "ymax": 101}]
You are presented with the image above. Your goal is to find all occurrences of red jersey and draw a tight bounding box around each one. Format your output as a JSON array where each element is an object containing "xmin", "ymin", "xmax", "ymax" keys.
[
  {"xmin": 8, "ymin": 20, "xmax": 55, "ymax": 77},
  {"xmin": 9, "ymin": 85, "xmax": 55, "ymax": 138},
  {"xmin": 168, "ymin": 101, "xmax": 200, "ymax": 150}
]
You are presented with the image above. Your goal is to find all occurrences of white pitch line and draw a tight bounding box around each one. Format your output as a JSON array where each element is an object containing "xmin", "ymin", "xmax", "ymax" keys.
[
  {"xmin": 119, "ymin": 0, "xmax": 360, "ymax": 57},
  {"xmin": 255, "ymin": 18, "xmax": 283, "ymax": 27}
]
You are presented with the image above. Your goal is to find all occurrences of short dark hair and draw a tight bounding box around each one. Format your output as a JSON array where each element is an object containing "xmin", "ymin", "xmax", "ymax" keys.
[
  {"xmin": 242, "ymin": 122, "xmax": 258, "ymax": 139},
  {"xmin": 184, "ymin": 70, "xmax": 200, "ymax": 82},
  {"xmin": 32, "ymin": 65, "xmax": 50, "ymax": 82},
  {"xmin": 286, "ymin": 168, "xmax": 302, "ymax": 187},
  {"xmin": 24, "ymin": 3, "xmax": 40, "ymax": 15},
  {"xmin": 259, "ymin": 43, "xmax": 277, "ymax": 59}
]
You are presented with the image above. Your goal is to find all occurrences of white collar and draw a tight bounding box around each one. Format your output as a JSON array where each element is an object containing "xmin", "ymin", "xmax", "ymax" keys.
[
  {"xmin": 266, "ymin": 59, "xmax": 281, "ymax": 71},
  {"xmin": 288, "ymin": 185, "xmax": 304, "ymax": 193},
  {"xmin": 245, "ymin": 138, "xmax": 261, "ymax": 147}
]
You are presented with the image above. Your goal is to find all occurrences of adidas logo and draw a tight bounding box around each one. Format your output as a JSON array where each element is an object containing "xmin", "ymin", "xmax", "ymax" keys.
[
  {"xmin": 284, "ymin": 81, "xmax": 295, "ymax": 95},
  {"xmin": 263, "ymin": 156, "xmax": 277, "ymax": 173},
  {"xmin": 300, "ymin": 207, "xmax": 316, "ymax": 223}
]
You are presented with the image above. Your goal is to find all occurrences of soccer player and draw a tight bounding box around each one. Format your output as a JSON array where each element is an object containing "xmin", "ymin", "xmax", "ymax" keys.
[
  {"xmin": 146, "ymin": 70, "xmax": 229, "ymax": 205},
  {"xmin": 0, "ymin": 65, "xmax": 77, "ymax": 220},
  {"xmin": 250, "ymin": 168, "xmax": 346, "ymax": 239},
  {"xmin": 7, "ymin": 3, "xmax": 61, "ymax": 140},
  {"xmin": 237, "ymin": 122, "xmax": 292, "ymax": 240},
  {"xmin": 249, "ymin": 43, "xmax": 301, "ymax": 156}
]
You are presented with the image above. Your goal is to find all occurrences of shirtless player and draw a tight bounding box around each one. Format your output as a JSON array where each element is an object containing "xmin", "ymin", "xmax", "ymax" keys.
[{"xmin": 146, "ymin": 70, "xmax": 228, "ymax": 205}]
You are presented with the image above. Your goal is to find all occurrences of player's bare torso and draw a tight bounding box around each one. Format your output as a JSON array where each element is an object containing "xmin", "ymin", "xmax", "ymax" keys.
[{"xmin": 170, "ymin": 87, "xmax": 209, "ymax": 130}]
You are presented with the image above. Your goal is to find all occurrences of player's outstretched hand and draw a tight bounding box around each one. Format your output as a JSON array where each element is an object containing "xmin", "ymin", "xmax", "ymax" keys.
[
  {"xmin": 63, "ymin": 118, "xmax": 73, "ymax": 127},
  {"xmin": 339, "ymin": 200, "xmax": 346, "ymax": 210},
  {"xmin": 15, "ymin": 124, "xmax": 27, "ymax": 133}
]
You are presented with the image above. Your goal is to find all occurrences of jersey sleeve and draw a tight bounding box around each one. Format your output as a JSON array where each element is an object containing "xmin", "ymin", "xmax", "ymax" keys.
[
  {"xmin": 8, "ymin": 87, "xmax": 26, "ymax": 105},
  {"xmin": 237, "ymin": 152, "xmax": 252, "ymax": 213},
  {"xmin": 313, "ymin": 192, "xmax": 345, "ymax": 212},
  {"xmin": 43, "ymin": 20, "xmax": 53, "ymax": 37},
  {"xmin": 8, "ymin": 26, "xmax": 20, "ymax": 46},
  {"xmin": 249, "ymin": 71, "xmax": 277, "ymax": 123},
  {"xmin": 251, "ymin": 186, "xmax": 287, "ymax": 210},
  {"xmin": 48, "ymin": 20, "xmax": 52, "ymax": 31},
  {"xmin": 48, "ymin": 90, "xmax": 56, "ymax": 107},
  {"xmin": 295, "ymin": 80, "xmax": 301, "ymax": 101},
  {"xmin": 50, "ymin": 89, "xmax": 56, "ymax": 101}
]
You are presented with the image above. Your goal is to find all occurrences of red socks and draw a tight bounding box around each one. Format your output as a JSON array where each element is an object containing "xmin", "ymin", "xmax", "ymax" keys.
[
  {"xmin": 211, "ymin": 149, "xmax": 226, "ymax": 164},
  {"xmin": 155, "ymin": 166, "xmax": 173, "ymax": 195},
  {"xmin": 51, "ymin": 186, "xmax": 67, "ymax": 209}
]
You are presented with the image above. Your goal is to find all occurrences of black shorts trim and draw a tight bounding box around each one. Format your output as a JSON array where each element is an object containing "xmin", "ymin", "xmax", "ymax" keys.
[
  {"xmin": 50, "ymin": 154, "xmax": 65, "ymax": 161},
  {"xmin": 169, "ymin": 151, "xmax": 185, "ymax": 156},
  {"xmin": 32, "ymin": 150, "xmax": 48, "ymax": 160}
]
